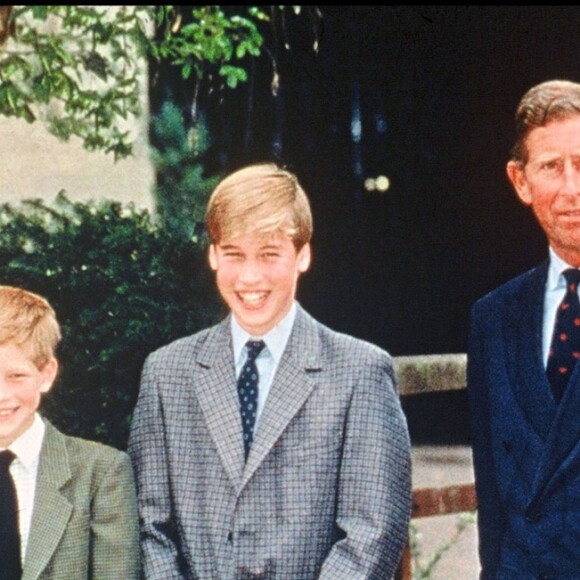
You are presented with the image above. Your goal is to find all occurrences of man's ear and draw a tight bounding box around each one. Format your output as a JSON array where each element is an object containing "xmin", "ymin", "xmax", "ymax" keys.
[
  {"xmin": 208, "ymin": 244, "xmax": 217, "ymax": 271},
  {"xmin": 507, "ymin": 160, "xmax": 532, "ymax": 205},
  {"xmin": 297, "ymin": 243, "xmax": 312, "ymax": 273},
  {"xmin": 40, "ymin": 357, "xmax": 58, "ymax": 394}
]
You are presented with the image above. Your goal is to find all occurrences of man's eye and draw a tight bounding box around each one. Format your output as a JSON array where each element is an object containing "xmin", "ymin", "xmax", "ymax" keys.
[{"xmin": 540, "ymin": 160, "xmax": 560, "ymax": 172}]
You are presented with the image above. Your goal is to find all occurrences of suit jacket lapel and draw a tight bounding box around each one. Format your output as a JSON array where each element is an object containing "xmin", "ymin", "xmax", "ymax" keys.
[
  {"xmin": 194, "ymin": 317, "xmax": 245, "ymax": 491},
  {"xmin": 242, "ymin": 306, "xmax": 321, "ymax": 488},
  {"xmin": 532, "ymin": 334, "xmax": 580, "ymax": 501},
  {"xmin": 23, "ymin": 422, "xmax": 73, "ymax": 580},
  {"xmin": 505, "ymin": 261, "xmax": 557, "ymax": 441},
  {"xmin": 505, "ymin": 261, "xmax": 580, "ymax": 502}
]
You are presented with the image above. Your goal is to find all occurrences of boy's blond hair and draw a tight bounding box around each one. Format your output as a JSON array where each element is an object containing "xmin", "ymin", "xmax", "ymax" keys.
[
  {"xmin": 205, "ymin": 163, "xmax": 313, "ymax": 249},
  {"xmin": 0, "ymin": 285, "xmax": 61, "ymax": 368}
]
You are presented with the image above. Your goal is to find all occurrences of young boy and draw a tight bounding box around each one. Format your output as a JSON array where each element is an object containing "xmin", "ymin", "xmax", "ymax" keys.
[
  {"xmin": 129, "ymin": 162, "xmax": 412, "ymax": 579},
  {"xmin": 0, "ymin": 285, "xmax": 139, "ymax": 579}
]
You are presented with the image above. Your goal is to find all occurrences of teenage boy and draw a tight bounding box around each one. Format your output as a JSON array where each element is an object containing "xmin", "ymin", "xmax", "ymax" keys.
[
  {"xmin": 0, "ymin": 285, "xmax": 139, "ymax": 579},
  {"xmin": 129, "ymin": 162, "xmax": 412, "ymax": 579}
]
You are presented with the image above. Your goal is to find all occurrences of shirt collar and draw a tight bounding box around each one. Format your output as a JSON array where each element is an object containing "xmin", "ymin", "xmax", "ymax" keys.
[
  {"xmin": 3, "ymin": 413, "xmax": 45, "ymax": 470},
  {"xmin": 231, "ymin": 301, "xmax": 298, "ymax": 366},
  {"xmin": 547, "ymin": 247, "xmax": 580, "ymax": 290}
]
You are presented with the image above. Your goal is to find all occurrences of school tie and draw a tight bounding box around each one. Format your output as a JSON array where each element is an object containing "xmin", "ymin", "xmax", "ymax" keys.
[
  {"xmin": 238, "ymin": 340, "xmax": 265, "ymax": 460},
  {"xmin": 546, "ymin": 268, "xmax": 580, "ymax": 403},
  {"xmin": 0, "ymin": 449, "xmax": 22, "ymax": 580}
]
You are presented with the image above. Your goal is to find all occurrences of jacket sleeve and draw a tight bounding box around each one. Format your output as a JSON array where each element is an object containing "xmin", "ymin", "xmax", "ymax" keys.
[
  {"xmin": 90, "ymin": 450, "xmax": 140, "ymax": 579},
  {"xmin": 467, "ymin": 301, "xmax": 505, "ymax": 579},
  {"xmin": 128, "ymin": 355, "xmax": 188, "ymax": 580},
  {"xmin": 318, "ymin": 350, "xmax": 412, "ymax": 579}
]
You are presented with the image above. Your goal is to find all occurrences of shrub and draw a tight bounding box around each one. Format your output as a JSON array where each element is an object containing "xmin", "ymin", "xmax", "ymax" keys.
[{"xmin": 0, "ymin": 193, "xmax": 224, "ymax": 449}]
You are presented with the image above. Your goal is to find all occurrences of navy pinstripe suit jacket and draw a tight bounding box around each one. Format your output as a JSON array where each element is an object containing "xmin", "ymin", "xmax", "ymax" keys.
[
  {"xmin": 129, "ymin": 304, "xmax": 412, "ymax": 579},
  {"xmin": 468, "ymin": 261, "xmax": 580, "ymax": 579}
]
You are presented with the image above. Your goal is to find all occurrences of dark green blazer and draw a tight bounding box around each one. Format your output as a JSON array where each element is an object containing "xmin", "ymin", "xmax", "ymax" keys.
[{"xmin": 22, "ymin": 420, "xmax": 140, "ymax": 580}]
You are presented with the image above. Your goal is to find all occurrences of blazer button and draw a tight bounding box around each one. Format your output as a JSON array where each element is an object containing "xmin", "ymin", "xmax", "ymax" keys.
[{"xmin": 525, "ymin": 508, "xmax": 540, "ymax": 523}]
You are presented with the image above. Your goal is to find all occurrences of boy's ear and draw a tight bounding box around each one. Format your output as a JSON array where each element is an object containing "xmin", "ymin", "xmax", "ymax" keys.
[
  {"xmin": 297, "ymin": 243, "xmax": 312, "ymax": 273},
  {"xmin": 208, "ymin": 244, "xmax": 217, "ymax": 271},
  {"xmin": 40, "ymin": 357, "xmax": 58, "ymax": 394}
]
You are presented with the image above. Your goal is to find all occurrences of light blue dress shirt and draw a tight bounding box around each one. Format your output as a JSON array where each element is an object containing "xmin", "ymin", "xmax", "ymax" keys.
[{"xmin": 231, "ymin": 301, "xmax": 297, "ymax": 428}]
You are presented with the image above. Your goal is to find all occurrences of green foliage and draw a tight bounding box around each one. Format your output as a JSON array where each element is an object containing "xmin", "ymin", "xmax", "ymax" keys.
[
  {"xmin": 0, "ymin": 5, "xmax": 309, "ymax": 157},
  {"xmin": 0, "ymin": 6, "xmax": 152, "ymax": 159},
  {"xmin": 0, "ymin": 193, "xmax": 225, "ymax": 449},
  {"xmin": 151, "ymin": 101, "xmax": 221, "ymax": 242},
  {"xmin": 153, "ymin": 6, "xmax": 267, "ymax": 90},
  {"xmin": 409, "ymin": 511, "xmax": 477, "ymax": 579}
]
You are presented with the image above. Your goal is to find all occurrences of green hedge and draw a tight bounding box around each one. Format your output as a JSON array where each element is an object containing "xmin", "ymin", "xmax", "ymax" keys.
[{"xmin": 0, "ymin": 193, "xmax": 224, "ymax": 450}]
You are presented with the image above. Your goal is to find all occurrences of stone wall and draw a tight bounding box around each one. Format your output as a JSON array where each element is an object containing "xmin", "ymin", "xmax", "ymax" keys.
[{"xmin": 1, "ymin": 116, "xmax": 154, "ymax": 210}]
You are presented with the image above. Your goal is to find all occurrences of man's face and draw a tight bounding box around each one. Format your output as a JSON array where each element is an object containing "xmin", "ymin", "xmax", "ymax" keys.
[
  {"xmin": 0, "ymin": 343, "xmax": 57, "ymax": 447},
  {"xmin": 507, "ymin": 115, "xmax": 580, "ymax": 266},
  {"xmin": 209, "ymin": 231, "xmax": 311, "ymax": 336}
]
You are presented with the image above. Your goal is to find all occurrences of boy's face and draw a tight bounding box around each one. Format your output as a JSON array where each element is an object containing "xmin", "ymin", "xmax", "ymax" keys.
[
  {"xmin": 0, "ymin": 343, "xmax": 57, "ymax": 447},
  {"xmin": 209, "ymin": 230, "xmax": 311, "ymax": 336}
]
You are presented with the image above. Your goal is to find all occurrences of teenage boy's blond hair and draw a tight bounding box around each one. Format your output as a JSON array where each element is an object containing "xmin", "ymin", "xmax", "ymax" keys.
[
  {"xmin": 0, "ymin": 285, "xmax": 61, "ymax": 368},
  {"xmin": 205, "ymin": 163, "xmax": 313, "ymax": 249}
]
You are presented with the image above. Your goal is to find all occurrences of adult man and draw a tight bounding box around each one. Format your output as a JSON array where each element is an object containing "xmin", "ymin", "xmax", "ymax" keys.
[
  {"xmin": 468, "ymin": 79, "xmax": 580, "ymax": 579},
  {"xmin": 128, "ymin": 162, "xmax": 412, "ymax": 579}
]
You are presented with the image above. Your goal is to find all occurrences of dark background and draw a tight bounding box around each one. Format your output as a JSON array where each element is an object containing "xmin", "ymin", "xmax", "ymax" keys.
[
  {"xmin": 286, "ymin": 6, "xmax": 571, "ymax": 356},
  {"xmin": 157, "ymin": 7, "xmax": 580, "ymax": 443}
]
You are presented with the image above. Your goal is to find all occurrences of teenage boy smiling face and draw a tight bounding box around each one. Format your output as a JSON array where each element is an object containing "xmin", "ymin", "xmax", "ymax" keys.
[{"xmin": 209, "ymin": 230, "xmax": 311, "ymax": 337}]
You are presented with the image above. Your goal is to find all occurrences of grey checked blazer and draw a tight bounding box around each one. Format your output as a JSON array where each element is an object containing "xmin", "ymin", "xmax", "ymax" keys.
[
  {"xmin": 23, "ymin": 420, "xmax": 140, "ymax": 580},
  {"xmin": 129, "ymin": 304, "xmax": 412, "ymax": 579}
]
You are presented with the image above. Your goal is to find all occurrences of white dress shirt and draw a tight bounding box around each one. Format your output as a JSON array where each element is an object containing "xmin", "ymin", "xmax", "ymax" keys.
[
  {"xmin": 542, "ymin": 247, "xmax": 580, "ymax": 367},
  {"xmin": 231, "ymin": 301, "xmax": 297, "ymax": 429},
  {"xmin": 1, "ymin": 412, "xmax": 45, "ymax": 563}
]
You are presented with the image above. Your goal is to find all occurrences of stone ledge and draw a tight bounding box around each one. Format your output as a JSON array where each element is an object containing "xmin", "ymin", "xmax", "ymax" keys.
[{"xmin": 394, "ymin": 353, "xmax": 467, "ymax": 396}]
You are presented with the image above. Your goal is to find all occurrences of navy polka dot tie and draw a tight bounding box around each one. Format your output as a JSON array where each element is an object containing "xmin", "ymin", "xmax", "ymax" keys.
[
  {"xmin": 238, "ymin": 340, "xmax": 265, "ymax": 460},
  {"xmin": 547, "ymin": 268, "xmax": 580, "ymax": 403}
]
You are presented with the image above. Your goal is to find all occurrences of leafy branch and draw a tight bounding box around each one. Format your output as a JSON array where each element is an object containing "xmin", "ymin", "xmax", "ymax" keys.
[
  {"xmin": 0, "ymin": 5, "xmax": 317, "ymax": 159},
  {"xmin": 0, "ymin": 6, "xmax": 151, "ymax": 159}
]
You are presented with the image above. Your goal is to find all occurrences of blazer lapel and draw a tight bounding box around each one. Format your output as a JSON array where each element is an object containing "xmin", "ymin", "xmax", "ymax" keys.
[
  {"xmin": 532, "ymin": 343, "xmax": 580, "ymax": 502},
  {"xmin": 241, "ymin": 306, "xmax": 322, "ymax": 488},
  {"xmin": 194, "ymin": 318, "xmax": 245, "ymax": 491},
  {"xmin": 504, "ymin": 261, "xmax": 557, "ymax": 442},
  {"xmin": 23, "ymin": 422, "xmax": 73, "ymax": 580}
]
